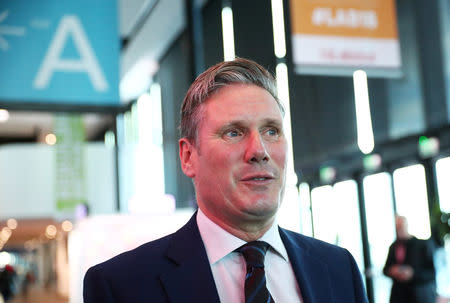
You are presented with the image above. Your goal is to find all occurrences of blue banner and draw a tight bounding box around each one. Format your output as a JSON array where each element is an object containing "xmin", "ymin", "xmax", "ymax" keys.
[{"xmin": 0, "ymin": 0, "xmax": 120, "ymax": 106}]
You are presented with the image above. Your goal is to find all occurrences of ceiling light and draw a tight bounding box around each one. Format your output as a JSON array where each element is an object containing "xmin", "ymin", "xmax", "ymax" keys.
[
  {"xmin": 0, "ymin": 252, "xmax": 11, "ymax": 266},
  {"xmin": 363, "ymin": 153, "xmax": 382, "ymax": 171},
  {"xmin": 0, "ymin": 227, "xmax": 11, "ymax": 241},
  {"xmin": 0, "ymin": 109, "xmax": 9, "ymax": 122},
  {"xmin": 6, "ymin": 219, "xmax": 17, "ymax": 230},
  {"xmin": 45, "ymin": 133, "xmax": 57, "ymax": 145},
  {"xmin": 271, "ymin": 0, "xmax": 286, "ymax": 58},
  {"xmin": 418, "ymin": 136, "xmax": 440, "ymax": 158},
  {"xmin": 61, "ymin": 220, "xmax": 73, "ymax": 232},
  {"xmin": 353, "ymin": 70, "xmax": 374, "ymax": 154},
  {"xmin": 319, "ymin": 166, "xmax": 337, "ymax": 184},
  {"xmin": 45, "ymin": 225, "xmax": 57, "ymax": 238},
  {"xmin": 221, "ymin": 6, "xmax": 235, "ymax": 61}
]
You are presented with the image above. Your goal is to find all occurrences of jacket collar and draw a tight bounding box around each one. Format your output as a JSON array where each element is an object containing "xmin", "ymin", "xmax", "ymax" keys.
[
  {"xmin": 279, "ymin": 227, "xmax": 333, "ymax": 303},
  {"xmin": 159, "ymin": 212, "xmax": 221, "ymax": 303}
]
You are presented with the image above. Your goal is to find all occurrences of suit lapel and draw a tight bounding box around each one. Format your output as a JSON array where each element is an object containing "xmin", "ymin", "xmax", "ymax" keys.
[
  {"xmin": 159, "ymin": 212, "xmax": 220, "ymax": 303},
  {"xmin": 279, "ymin": 228, "xmax": 334, "ymax": 303}
]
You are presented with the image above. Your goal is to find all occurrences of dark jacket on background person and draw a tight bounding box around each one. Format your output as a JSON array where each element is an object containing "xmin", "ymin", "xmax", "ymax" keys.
[
  {"xmin": 383, "ymin": 236, "xmax": 436, "ymax": 303},
  {"xmin": 0, "ymin": 266, "xmax": 15, "ymax": 302}
]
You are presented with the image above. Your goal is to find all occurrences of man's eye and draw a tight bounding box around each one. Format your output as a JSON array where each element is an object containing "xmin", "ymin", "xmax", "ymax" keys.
[
  {"xmin": 225, "ymin": 129, "xmax": 242, "ymax": 138},
  {"xmin": 265, "ymin": 128, "xmax": 279, "ymax": 136}
]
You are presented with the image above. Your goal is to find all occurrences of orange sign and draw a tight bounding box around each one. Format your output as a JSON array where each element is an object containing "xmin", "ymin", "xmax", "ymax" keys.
[
  {"xmin": 290, "ymin": 0, "xmax": 401, "ymax": 72},
  {"xmin": 291, "ymin": 0, "xmax": 398, "ymax": 38}
]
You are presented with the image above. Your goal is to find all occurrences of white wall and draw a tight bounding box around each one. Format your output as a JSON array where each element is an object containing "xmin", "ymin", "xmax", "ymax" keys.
[
  {"xmin": 0, "ymin": 143, "xmax": 116, "ymax": 219},
  {"xmin": 68, "ymin": 209, "xmax": 194, "ymax": 303},
  {"xmin": 85, "ymin": 144, "xmax": 117, "ymax": 215}
]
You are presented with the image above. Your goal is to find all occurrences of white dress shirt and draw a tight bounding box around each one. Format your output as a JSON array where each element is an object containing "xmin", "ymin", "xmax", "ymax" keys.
[{"xmin": 197, "ymin": 209, "xmax": 303, "ymax": 303}]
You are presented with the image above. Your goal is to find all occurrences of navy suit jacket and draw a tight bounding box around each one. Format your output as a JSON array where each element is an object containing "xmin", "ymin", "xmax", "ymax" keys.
[{"xmin": 84, "ymin": 213, "xmax": 368, "ymax": 303}]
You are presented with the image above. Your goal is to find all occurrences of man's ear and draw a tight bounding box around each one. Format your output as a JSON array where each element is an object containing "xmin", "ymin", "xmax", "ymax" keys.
[{"xmin": 179, "ymin": 138, "xmax": 197, "ymax": 178}]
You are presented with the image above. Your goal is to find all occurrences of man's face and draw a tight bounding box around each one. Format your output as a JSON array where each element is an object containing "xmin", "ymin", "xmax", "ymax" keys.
[
  {"xmin": 180, "ymin": 84, "xmax": 287, "ymax": 229},
  {"xmin": 396, "ymin": 217, "xmax": 409, "ymax": 239}
]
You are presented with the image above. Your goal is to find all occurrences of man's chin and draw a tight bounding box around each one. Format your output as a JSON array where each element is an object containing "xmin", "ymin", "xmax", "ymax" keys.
[{"xmin": 243, "ymin": 203, "xmax": 279, "ymax": 220}]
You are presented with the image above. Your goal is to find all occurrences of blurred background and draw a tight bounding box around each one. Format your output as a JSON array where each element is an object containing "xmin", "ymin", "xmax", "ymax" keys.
[{"xmin": 0, "ymin": 0, "xmax": 449, "ymax": 302}]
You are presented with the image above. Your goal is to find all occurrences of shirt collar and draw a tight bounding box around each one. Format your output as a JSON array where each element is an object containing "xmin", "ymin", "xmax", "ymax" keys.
[{"xmin": 196, "ymin": 208, "xmax": 289, "ymax": 265}]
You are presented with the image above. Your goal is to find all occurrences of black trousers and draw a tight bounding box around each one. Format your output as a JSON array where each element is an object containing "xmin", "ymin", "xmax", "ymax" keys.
[{"xmin": 390, "ymin": 282, "xmax": 436, "ymax": 303}]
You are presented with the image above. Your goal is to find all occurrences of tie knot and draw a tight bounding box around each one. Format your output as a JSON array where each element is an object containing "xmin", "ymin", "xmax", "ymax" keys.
[{"xmin": 237, "ymin": 241, "xmax": 269, "ymax": 268}]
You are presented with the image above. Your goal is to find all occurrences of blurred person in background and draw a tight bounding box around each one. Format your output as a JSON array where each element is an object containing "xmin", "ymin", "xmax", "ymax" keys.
[
  {"xmin": 384, "ymin": 215, "xmax": 437, "ymax": 303},
  {"xmin": 83, "ymin": 58, "xmax": 368, "ymax": 303},
  {"xmin": 20, "ymin": 270, "xmax": 34, "ymax": 300},
  {"xmin": 0, "ymin": 265, "xmax": 16, "ymax": 302}
]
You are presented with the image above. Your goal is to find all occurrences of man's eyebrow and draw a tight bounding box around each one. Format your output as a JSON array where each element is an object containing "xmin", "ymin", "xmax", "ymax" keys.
[
  {"xmin": 216, "ymin": 118, "xmax": 283, "ymax": 133},
  {"xmin": 261, "ymin": 118, "xmax": 283, "ymax": 127},
  {"xmin": 216, "ymin": 120, "xmax": 247, "ymax": 133}
]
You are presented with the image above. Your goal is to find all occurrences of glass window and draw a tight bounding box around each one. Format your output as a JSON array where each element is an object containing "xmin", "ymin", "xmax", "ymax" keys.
[
  {"xmin": 118, "ymin": 83, "xmax": 171, "ymax": 214},
  {"xmin": 299, "ymin": 182, "xmax": 313, "ymax": 237},
  {"xmin": 393, "ymin": 164, "xmax": 431, "ymax": 239},
  {"xmin": 436, "ymin": 156, "xmax": 450, "ymax": 212},
  {"xmin": 310, "ymin": 181, "xmax": 364, "ymax": 270},
  {"xmin": 363, "ymin": 172, "xmax": 395, "ymax": 303},
  {"xmin": 333, "ymin": 180, "xmax": 364, "ymax": 271},
  {"xmin": 311, "ymin": 185, "xmax": 335, "ymax": 244}
]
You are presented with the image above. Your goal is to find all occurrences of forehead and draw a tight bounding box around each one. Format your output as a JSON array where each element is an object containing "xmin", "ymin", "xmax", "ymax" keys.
[{"xmin": 201, "ymin": 84, "xmax": 283, "ymax": 125}]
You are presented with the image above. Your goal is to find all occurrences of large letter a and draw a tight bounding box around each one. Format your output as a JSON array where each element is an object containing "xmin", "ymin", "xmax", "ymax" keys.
[{"xmin": 33, "ymin": 15, "xmax": 108, "ymax": 92}]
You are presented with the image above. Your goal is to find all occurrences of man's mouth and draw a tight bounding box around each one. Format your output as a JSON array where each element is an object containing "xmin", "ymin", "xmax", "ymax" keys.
[{"xmin": 241, "ymin": 174, "xmax": 275, "ymax": 182}]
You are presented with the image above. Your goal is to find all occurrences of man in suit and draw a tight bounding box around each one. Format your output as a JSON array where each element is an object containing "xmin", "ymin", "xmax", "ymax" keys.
[
  {"xmin": 383, "ymin": 215, "xmax": 436, "ymax": 303},
  {"xmin": 84, "ymin": 58, "xmax": 368, "ymax": 303}
]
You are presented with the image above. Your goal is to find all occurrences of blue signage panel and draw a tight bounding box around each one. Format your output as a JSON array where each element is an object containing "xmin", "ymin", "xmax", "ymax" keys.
[{"xmin": 0, "ymin": 0, "xmax": 120, "ymax": 106}]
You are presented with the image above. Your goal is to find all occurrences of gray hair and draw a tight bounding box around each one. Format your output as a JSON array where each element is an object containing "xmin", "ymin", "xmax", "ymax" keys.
[{"xmin": 180, "ymin": 58, "xmax": 284, "ymax": 143}]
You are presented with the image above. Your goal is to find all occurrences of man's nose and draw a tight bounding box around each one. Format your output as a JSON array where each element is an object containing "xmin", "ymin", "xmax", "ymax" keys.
[{"xmin": 244, "ymin": 132, "xmax": 269, "ymax": 163}]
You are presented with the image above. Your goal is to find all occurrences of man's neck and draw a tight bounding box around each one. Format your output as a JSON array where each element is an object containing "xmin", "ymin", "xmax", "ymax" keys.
[
  {"xmin": 398, "ymin": 234, "xmax": 412, "ymax": 241},
  {"xmin": 200, "ymin": 208, "xmax": 275, "ymax": 242}
]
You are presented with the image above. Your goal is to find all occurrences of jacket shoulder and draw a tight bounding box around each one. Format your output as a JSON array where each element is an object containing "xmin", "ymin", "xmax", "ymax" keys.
[
  {"xmin": 83, "ymin": 233, "xmax": 177, "ymax": 302},
  {"xmin": 281, "ymin": 228, "xmax": 349, "ymax": 256},
  {"xmin": 279, "ymin": 228, "xmax": 368, "ymax": 302},
  {"xmin": 87, "ymin": 232, "xmax": 175, "ymax": 277}
]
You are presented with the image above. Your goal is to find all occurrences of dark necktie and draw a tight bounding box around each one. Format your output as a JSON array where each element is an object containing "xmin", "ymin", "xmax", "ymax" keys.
[{"xmin": 237, "ymin": 241, "xmax": 275, "ymax": 303}]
